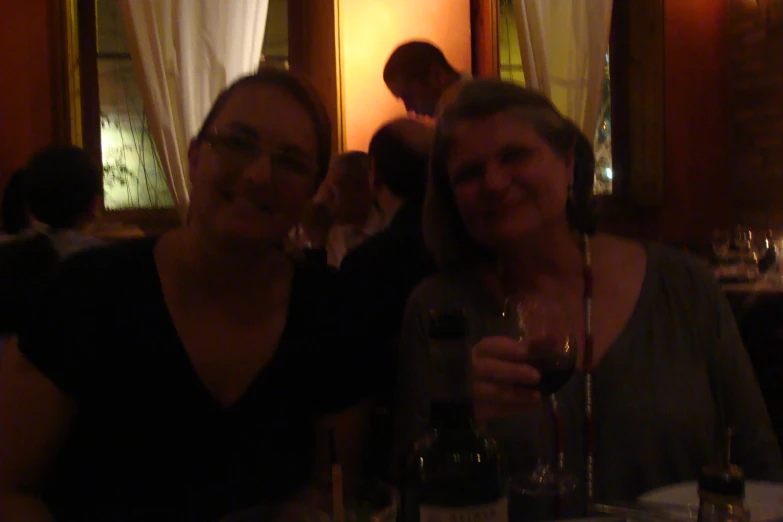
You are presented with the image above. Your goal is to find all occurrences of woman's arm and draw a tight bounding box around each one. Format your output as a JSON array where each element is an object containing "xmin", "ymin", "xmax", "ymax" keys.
[{"xmin": 0, "ymin": 338, "xmax": 75, "ymax": 522}]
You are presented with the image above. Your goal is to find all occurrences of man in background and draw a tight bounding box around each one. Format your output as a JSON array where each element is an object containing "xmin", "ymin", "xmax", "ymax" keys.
[
  {"xmin": 339, "ymin": 118, "xmax": 435, "ymax": 481},
  {"xmin": 324, "ymin": 151, "xmax": 381, "ymax": 266},
  {"xmin": 383, "ymin": 40, "xmax": 469, "ymax": 118}
]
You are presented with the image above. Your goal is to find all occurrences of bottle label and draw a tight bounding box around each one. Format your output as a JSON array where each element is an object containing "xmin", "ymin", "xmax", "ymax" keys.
[{"xmin": 420, "ymin": 497, "xmax": 508, "ymax": 522}]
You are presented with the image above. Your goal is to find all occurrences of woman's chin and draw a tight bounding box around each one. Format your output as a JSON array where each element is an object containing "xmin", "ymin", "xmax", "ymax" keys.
[{"xmin": 478, "ymin": 223, "xmax": 541, "ymax": 247}]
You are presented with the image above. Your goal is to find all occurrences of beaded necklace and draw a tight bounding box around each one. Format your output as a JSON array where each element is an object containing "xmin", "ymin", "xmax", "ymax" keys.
[{"xmin": 582, "ymin": 233, "xmax": 595, "ymax": 512}]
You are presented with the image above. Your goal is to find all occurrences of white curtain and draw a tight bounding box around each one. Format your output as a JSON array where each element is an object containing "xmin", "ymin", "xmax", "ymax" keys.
[
  {"xmin": 512, "ymin": 0, "xmax": 612, "ymax": 143},
  {"xmin": 119, "ymin": 0, "xmax": 270, "ymax": 218}
]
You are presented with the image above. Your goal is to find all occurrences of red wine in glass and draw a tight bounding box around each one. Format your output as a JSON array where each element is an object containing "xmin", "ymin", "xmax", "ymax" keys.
[{"xmin": 526, "ymin": 336, "xmax": 577, "ymax": 395}]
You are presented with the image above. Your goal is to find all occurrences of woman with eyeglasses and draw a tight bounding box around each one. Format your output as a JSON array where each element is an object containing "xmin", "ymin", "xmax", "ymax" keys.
[{"xmin": 0, "ymin": 68, "xmax": 374, "ymax": 521}]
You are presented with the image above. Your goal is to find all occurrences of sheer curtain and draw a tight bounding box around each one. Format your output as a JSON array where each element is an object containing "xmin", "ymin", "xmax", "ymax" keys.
[
  {"xmin": 119, "ymin": 0, "xmax": 270, "ymax": 218},
  {"xmin": 512, "ymin": 0, "xmax": 612, "ymax": 142}
]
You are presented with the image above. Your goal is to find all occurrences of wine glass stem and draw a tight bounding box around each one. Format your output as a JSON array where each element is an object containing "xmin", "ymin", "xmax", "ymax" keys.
[
  {"xmin": 537, "ymin": 397, "xmax": 556, "ymax": 472},
  {"xmin": 539, "ymin": 397, "xmax": 563, "ymax": 518}
]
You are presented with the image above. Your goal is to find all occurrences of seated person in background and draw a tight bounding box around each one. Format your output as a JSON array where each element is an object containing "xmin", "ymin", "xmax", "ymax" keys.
[
  {"xmin": 324, "ymin": 151, "xmax": 379, "ymax": 266},
  {"xmin": 393, "ymin": 79, "xmax": 782, "ymax": 513},
  {"xmin": 383, "ymin": 40, "xmax": 469, "ymax": 119},
  {"xmin": 0, "ymin": 147, "xmax": 103, "ymax": 355},
  {"xmin": 0, "ymin": 67, "xmax": 373, "ymax": 522},
  {"xmin": 0, "ymin": 167, "xmax": 33, "ymax": 239},
  {"xmin": 340, "ymin": 118, "xmax": 436, "ymax": 481},
  {"xmin": 293, "ymin": 152, "xmax": 381, "ymax": 267},
  {"xmin": 23, "ymin": 145, "xmax": 104, "ymax": 257}
]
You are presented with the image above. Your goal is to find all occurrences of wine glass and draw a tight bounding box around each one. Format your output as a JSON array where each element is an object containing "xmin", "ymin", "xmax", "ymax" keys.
[{"xmin": 502, "ymin": 292, "xmax": 578, "ymax": 521}]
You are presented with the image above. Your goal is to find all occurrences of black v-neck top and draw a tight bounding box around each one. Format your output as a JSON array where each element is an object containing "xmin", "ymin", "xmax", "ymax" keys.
[{"xmin": 17, "ymin": 238, "xmax": 373, "ymax": 522}]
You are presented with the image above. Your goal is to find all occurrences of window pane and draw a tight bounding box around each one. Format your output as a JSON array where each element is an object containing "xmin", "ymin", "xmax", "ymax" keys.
[
  {"xmin": 593, "ymin": 53, "xmax": 613, "ymax": 195},
  {"xmin": 498, "ymin": 0, "xmax": 525, "ymax": 84},
  {"xmin": 262, "ymin": 0, "xmax": 289, "ymax": 68},
  {"xmin": 96, "ymin": 0, "xmax": 173, "ymax": 210}
]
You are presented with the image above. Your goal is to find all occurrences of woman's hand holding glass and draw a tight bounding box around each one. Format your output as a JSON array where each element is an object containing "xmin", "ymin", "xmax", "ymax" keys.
[{"xmin": 471, "ymin": 335, "xmax": 543, "ymax": 426}]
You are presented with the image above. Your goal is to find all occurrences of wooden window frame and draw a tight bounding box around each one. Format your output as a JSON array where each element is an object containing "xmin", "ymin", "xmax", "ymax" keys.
[{"xmin": 469, "ymin": 0, "xmax": 665, "ymax": 212}]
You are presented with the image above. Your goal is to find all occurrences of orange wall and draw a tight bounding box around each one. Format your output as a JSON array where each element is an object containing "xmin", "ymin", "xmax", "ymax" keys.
[
  {"xmin": 337, "ymin": 0, "xmax": 471, "ymax": 151},
  {"xmin": 0, "ymin": 0, "xmax": 58, "ymax": 186}
]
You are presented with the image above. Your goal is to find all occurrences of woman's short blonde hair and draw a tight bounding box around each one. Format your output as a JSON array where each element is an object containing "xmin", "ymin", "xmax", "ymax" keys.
[{"xmin": 424, "ymin": 78, "xmax": 597, "ymax": 270}]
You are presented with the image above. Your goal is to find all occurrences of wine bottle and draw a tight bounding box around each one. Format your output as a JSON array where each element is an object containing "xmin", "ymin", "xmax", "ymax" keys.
[{"xmin": 400, "ymin": 310, "xmax": 508, "ymax": 522}]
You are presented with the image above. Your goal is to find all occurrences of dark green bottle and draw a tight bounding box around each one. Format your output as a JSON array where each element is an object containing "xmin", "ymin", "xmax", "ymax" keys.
[{"xmin": 400, "ymin": 310, "xmax": 508, "ymax": 522}]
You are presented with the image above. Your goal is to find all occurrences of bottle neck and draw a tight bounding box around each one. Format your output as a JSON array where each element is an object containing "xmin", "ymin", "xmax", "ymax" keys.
[{"xmin": 430, "ymin": 399, "xmax": 475, "ymax": 430}]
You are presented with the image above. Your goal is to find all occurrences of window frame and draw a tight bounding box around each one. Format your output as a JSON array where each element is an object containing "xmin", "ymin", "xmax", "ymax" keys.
[
  {"xmin": 469, "ymin": 0, "xmax": 665, "ymax": 211},
  {"xmin": 54, "ymin": 0, "xmax": 179, "ymax": 230}
]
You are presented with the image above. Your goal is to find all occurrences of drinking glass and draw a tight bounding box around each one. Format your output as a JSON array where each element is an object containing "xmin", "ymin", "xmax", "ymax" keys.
[{"xmin": 502, "ymin": 293, "xmax": 578, "ymax": 521}]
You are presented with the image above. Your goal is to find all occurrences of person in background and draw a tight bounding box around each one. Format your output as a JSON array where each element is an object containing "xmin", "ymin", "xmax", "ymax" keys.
[
  {"xmin": 324, "ymin": 151, "xmax": 379, "ymax": 266},
  {"xmin": 0, "ymin": 67, "xmax": 373, "ymax": 522},
  {"xmin": 0, "ymin": 147, "xmax": 103, "ymax": 358},
  {"xmin": 383, "ymin": 40, "xmax": 469, "ymax": 119},
  {"xmin": 24, "ymin": 145, "xmax": 104, "ymax": 257},
  {"xmin": 297, "ymin": 151, "xmax": 393, "ymax": 267},
  {"xmin": 0, "ymin": 167, "xmax": 33, "ymax": 238},
  {"xmin": 393, "ymin": 79, "xmax": 782, "ymax": 512},
  {"xmin": 340, "ymin": 118, "xmax": 436, "ymax": 481}
]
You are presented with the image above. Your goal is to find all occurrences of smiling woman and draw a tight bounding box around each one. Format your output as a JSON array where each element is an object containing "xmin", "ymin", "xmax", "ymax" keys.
[
  {"xmin": 0, "ymin": 68, "xmax": 376, "ymax": 522},
  {"xmin": 186, "ymin": 72, "xmax": 329, "ymax": 250},
  {"xmin": 393, "ymin": 79, "xmax": 782, "ymax": 518}
]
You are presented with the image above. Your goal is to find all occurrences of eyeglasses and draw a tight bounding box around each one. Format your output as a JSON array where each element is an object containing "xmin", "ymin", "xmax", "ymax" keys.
[{"xmin": 201, "ymin": 127, "xmax": 317, "ymax": 186}]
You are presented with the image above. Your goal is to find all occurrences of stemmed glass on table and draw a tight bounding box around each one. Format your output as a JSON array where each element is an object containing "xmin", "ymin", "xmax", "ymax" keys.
[{"xmin": 502, "ymin": 292, "xmax": 578, "ymax": 522}]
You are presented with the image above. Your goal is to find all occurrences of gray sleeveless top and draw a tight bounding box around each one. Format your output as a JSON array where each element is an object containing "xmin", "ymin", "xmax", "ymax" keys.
[{"xmin": 393, "ymin": 243, "xmax": 782, "ymax": 513}]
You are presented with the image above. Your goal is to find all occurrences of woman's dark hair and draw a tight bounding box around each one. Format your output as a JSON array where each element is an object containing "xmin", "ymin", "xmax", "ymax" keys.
[
  {"xmin": 425, "ymin": 78, "xmax": 597, "ymax": 269},
  {"xmin": 196, "ymin": 66, "xmax": 333, "ymax": 186},
  {"xmin": 1, "ymin": 167, "xmax": 32, "ymax": 234},
  {"xmin": 26, "ymin": 145, "xmax": 102, "ymax": 230},
  {"xmin": 368, "ymin": 123, "xmax": 429, "ymax": 202}
]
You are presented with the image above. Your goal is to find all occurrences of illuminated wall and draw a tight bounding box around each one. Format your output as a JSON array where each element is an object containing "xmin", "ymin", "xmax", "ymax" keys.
[{"xmin": 336, "ymin": 0, "xmax": 472, "ymax": 151}]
